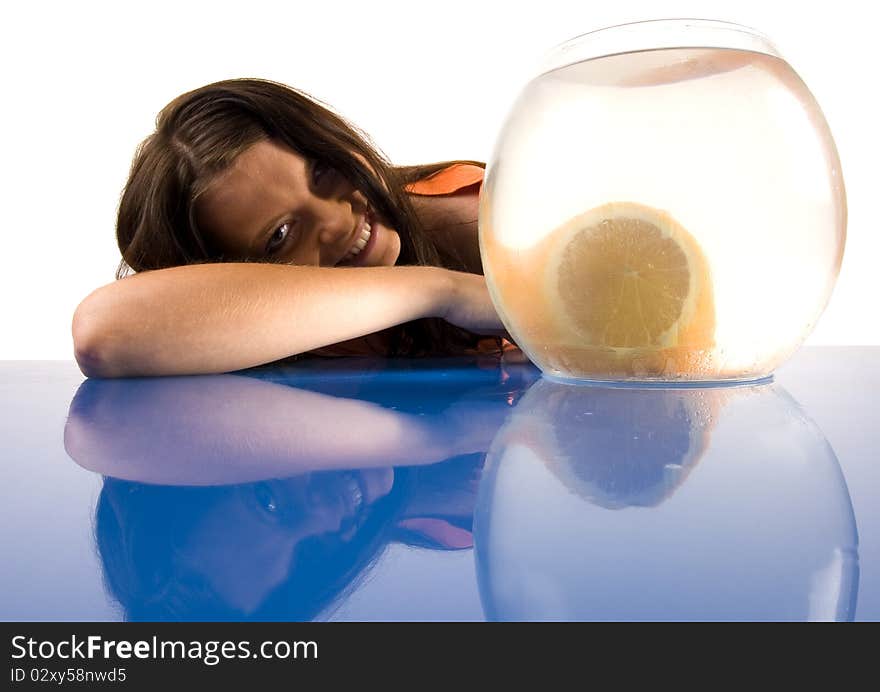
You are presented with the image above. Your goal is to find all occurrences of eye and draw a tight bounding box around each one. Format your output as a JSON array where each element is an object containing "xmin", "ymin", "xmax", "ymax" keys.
[
  {"xmin": 252, "ymin": 482, "xmax": 284, "ymax": 524},
  {"xmin": 266, "ymin": 222, "xmax": 292, "ymax": 255},
  {"xmin": 254, "ymin": 482, "xmax": 279, "ymax": 515}
]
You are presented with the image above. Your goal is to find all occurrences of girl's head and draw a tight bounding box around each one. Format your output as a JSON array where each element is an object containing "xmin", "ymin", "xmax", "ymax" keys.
[
  {"xmin": 96, "ymin": 469, "xmax": 404, "ymax": 621},
  {"xmin": 95, "ymin": 456, "xmax": 481, "ymax": 621},
  {"xmin": 119, "ymin": 79, "xmax": 415, "ymax": 274},
  {"xmin": 116, "ymin": 78, "xmax": 490, "ymax": 357}
]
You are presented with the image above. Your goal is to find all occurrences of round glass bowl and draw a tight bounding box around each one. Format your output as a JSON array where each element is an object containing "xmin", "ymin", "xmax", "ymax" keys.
[{"xmin": 479, "ymin": 19, "xmax": 846, "ymax": 383}]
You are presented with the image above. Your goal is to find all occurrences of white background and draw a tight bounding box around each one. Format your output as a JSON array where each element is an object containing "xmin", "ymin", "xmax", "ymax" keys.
[{"xmin": 1, "ymin": 0, "xmax": 876, "ymax": 359}]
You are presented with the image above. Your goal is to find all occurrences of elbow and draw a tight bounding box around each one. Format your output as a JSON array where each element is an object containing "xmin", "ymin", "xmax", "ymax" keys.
[
  {"xmin": 72, "ymin": 339, "xmax": 109, "ymax": 380},
  {"xmin": 72, "ymin": 290, "xmax": 123, "ymax": 378}
]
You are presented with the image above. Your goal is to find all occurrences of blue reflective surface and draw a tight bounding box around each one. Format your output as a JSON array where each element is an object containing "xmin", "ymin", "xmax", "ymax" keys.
[{"xmin": 1, "ymin": 347, "xmax": 878, "ymax": 621}]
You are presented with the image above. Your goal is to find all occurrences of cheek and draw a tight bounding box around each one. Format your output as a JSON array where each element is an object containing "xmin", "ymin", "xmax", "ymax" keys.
[
  {"xmin": 379, "ymin": 225, "xmax": 401, "ymax": 265},
  {"xmin": 360, "ymin": 468, "xmax": 395, "ymax": 504}
]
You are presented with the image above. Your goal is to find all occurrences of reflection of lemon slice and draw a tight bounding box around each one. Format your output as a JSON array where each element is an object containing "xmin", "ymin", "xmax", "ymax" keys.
[
  {"xmin": 544, "ymin": 202, "xmax": 716, "ymax": 358},
  {"xmin": 615, "ymin": 48, "xmax": 758, "ymax": 88},
  {"xmin": 500, "ymin": 380, "xmax": 734, "ymax": 509},
  {"xmin": 559, "ymin": 48, "xmax": 760, "ymax": 89}
]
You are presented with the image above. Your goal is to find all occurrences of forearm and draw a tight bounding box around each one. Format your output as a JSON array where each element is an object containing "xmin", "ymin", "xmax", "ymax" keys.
[
  {"xmin": 65, "ymin": 374, "xmax": 466, "ymax": 483},
  {"xmin": 72, "ymin": 263, "xmax": 451, "ymax": 377}
]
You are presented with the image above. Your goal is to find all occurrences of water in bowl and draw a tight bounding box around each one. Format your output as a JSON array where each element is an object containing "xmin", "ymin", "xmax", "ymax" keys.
[{"xmin": 479, "ymin": 47, "xmax": 846, "ymax": 382}]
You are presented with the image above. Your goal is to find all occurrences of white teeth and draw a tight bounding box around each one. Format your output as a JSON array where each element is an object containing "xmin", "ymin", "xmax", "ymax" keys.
[{"xmin": 342, "ymin": 223, "xmax": 371, "ymax": 262}]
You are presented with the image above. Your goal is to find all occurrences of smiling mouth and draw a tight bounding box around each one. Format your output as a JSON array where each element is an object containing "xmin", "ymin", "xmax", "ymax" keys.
[
  {"xmin": 307, "ymin": 471, "xmax": 367, "ymax": 520},
  {"xmin": 339, "ymin": 472, "xmax": 365, "ymax": 516},
  {"xmin": 337, "ymin": 207, "xmax": 376, "ymax": 266}
]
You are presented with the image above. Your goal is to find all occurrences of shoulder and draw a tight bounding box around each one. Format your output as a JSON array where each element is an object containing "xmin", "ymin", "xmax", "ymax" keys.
[
  {"xmin": 404, "ymin": 162, "xmax": 484, "ymax": 274},
  {"xmin": 404, "ymin": 163, "xmax": 484, "ymax": 196}
]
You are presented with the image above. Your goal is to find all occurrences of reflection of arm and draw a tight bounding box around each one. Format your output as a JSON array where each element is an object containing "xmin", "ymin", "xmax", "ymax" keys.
[
  {"xmin": 64, "ymin": 374, "xmax": 468, "ymax": 486},
  {"xmin": 72, "ymin": 263, "xmax": 452, "ymax": 378}
]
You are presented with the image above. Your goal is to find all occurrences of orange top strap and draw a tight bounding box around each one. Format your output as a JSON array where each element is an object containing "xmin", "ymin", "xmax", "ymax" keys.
[{"xmin": 404, "ymin": 163, "xmax": 484, "ymax": 195}]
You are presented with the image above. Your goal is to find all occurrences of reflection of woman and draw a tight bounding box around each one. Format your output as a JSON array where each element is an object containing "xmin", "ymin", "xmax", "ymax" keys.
[
  {"xmin": 72, "ymin": 78, "xmax": 520, "ymax": 378},
  {"xmin": 96, "ymin": 456, "xmax": 482, "ymax": 621},
  {"xmin": 64, "ymin": 370, "xmax": 519, "ymax": 483},
  {"xmin": 65, "ymin": 367, "xmax": 527, "ymax": 620}
]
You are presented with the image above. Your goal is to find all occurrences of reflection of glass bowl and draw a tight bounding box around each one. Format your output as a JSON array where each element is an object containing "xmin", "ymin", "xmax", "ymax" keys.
[
  {"xmin": 479, "ymin": 20, "xmax": 846, "ymax": 383},
  {"xmin": 474, "ymin": 380, "xmax": 859, "ymax": 620}
]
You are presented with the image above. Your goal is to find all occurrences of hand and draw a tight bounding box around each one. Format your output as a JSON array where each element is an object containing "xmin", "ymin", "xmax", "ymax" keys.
[{"xmin": 437, "ymin": 269, "xmax": 507, "ymax": 336}]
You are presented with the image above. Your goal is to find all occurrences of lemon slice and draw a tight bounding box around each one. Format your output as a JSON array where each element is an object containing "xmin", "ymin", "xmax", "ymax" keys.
[{"xmin": 543, "ymin": 202, "xmax": 715, "ymax": 352}]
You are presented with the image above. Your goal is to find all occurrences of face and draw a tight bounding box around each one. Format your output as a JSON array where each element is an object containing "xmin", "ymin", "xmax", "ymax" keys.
[
  {"xmin": 196, "ymin": 139, "xmax": 401, "ymax": 267},
  {"xmin": 182, "ymin": 468, "xmax": 395, "ymax": 615}
]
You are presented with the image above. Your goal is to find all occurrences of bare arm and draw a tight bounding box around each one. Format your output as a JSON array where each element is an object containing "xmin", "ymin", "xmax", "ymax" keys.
[
  {"xmin": 64, "ymin": 373, "xmax": 511, "ymax": 483},
  {"xmin": 72, "ymin": 262, "xmax": 502, "ymax": 377}
]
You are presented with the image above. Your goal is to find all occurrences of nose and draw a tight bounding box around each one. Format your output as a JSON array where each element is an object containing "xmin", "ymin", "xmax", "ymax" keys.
[
  {"xmin": 312, "ymin": 195, "xmax": 368, "ymax": 264},
  {"xmin": 317, "ymin": 210, "xmax": 353, "ymax": 247},
  {"xmin": 313, "ymin": 213, "xmax": 353, "ymax": 267},
  {"xmin": 298, "ymin": 170, "xmax": 370, "ymax": 265}
]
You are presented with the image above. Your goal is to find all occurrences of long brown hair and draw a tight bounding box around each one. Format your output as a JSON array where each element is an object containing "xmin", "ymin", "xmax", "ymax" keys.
[{"xmin": 116, "ymin": 78, "xmax": 495, "ymax": 359}]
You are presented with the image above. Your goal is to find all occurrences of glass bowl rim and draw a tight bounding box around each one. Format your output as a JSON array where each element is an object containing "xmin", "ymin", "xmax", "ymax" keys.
[{"xmin": 534, "ymin": 18, "xmax": 783, "ymax": 78}]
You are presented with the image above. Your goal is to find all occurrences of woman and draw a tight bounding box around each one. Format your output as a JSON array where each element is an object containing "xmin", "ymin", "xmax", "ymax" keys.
[{"xmin": 72, "ymin": 78, "xmax": 519, "ymax": 378}]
